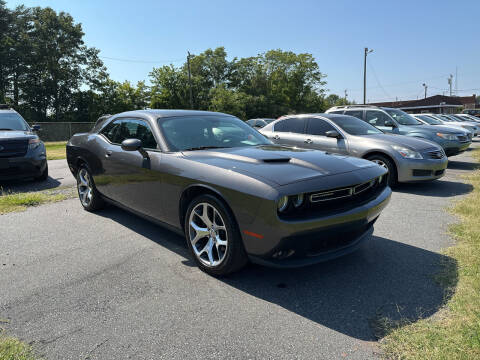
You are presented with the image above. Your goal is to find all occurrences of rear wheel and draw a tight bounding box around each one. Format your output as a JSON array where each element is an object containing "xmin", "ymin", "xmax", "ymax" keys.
[
  {"xmin": 185, "ymin": 194, "xmax": 248, "ymax": 276},
  {"xmin": 366, "ymin": 154, "xmax": 397, "ymax": 187},
  {"xmin": 76, "ymin": 165, "xmax": 105, "ymax": 211}
]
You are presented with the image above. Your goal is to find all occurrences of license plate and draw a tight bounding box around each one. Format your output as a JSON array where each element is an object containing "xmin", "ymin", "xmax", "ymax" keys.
[{"xmin": 0, "ymin": 159, "xmax": 9, "ymax": 169}]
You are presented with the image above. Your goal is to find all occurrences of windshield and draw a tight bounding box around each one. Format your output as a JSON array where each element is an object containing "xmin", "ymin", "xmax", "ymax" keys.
[
  {"xmin": 159, "ymin": 115, "xmax": 272, "ymax": 151},
  {"xmin": 438, "ymin": 115, "xmax": 455, "ymax": 122},
  {"xmin": 384, "ymin": 109, "xmax": 422, "ymax": 125},
  {"xmin": 417, "ymin": 115, "xmax": 442, "ymax": 125},
  {"xmin": 330, "ymin": 115, "xmax": 382, "ymax": 135},
  {"xmin": 0, "ymin": 112, "xmax": 29, "ymax": 131}
]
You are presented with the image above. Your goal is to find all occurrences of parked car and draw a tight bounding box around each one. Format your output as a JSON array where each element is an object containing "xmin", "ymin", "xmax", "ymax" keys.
[
  {"xmin": 0, "ymin": 105, "xmax": 48, "ymax": 181},
  {"xmin": 456, "ymin": 113, "xmax": 480, "ymax": 123},
  {"xmin": 435, "ymin": 114, "xmax": 479, "ymax": 136},
  {"xmin": 66, "ymin": 110, "xmax": 391, "ymax": 275},
  {"xmin": 246, "ymin": 118, "xmax": 276, "ymax": 129},
  {"xmin": 326, "ymin": 105, "xmax": 471, "ymax": 156},
  {"xmin": 411, "ymin": 114, "xmax": 474, "ymax": 139},
  {"xmin": 260, "ymin": 114, "xmax": 448, "ymax": 187},
  {"xmin": 462, "ymin": 109, "xmax": 480, "ymax": 118}
]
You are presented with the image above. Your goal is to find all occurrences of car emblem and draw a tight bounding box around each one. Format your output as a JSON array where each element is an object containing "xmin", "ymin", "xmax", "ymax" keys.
[{"xmin": 0, "ymin": 145, "xmax": 4, "ymax": 151}]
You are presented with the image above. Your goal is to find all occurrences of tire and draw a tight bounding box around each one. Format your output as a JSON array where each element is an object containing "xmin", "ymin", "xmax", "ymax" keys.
[
  {"xmin": 76, "ymin": 165, "xmax": 105, "ymax": 212},
  {"xmin": 366, "ymin": 154, "xmax": 398, "ymax": 187},
  {"xmin": 184, "ymin": 194, "xmax": 248, "ymax": 276},
  {"xmin": 34, "ymin": 162, "xmax": 48, "ymax": 181}
]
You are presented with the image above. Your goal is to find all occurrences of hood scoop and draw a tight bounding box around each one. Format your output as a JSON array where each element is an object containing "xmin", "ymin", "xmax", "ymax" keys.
[{"xmin": 262, "ymin": 157, "xmax": 291, "ymax": 163}]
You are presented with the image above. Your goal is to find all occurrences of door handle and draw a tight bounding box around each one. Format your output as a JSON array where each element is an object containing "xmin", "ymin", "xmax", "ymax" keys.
[
  {"xmin": 304, "ymin": 139, "xmax": 313, "ymax": 144},
  {"xmin": 105, "ymin": 150, "xmax": 113, "ymax": 158}
]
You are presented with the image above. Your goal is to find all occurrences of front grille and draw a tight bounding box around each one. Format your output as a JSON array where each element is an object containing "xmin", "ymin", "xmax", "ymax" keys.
[
  {"xmin": 457, "ymin": 135, "xmax": 469, "ymax": 143},
  {"xmin": 413, "ymin": 169, "xmax": 432, "ymax": 177},
  {"xmin": 0, "ymin": 139, "xmax": 28, "ymax": 158},
  {"xmin": 426, "ymin": 149, "xmax": 445, "ymax": 159},
  {"xmin": 280, "ymin": 175, "xmax": 387, "ymax": 220}
]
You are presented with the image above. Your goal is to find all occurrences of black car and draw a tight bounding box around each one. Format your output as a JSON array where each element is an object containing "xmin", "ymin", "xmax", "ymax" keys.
[
  {"xmin": 0, "ymin": 105, "xmax": 48, "ymax": 181},
  {"xmin": 66, "ymin": 110, "xmax": 391, "ymax": 275}
]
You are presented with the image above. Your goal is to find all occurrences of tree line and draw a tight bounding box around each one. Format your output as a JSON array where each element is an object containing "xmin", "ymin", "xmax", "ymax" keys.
[{"xmin": 0, "ymin": 2, "xmax": 351, "ymax": 123}]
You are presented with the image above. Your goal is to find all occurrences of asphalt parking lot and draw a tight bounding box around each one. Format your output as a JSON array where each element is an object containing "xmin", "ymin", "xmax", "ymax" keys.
[{"xmin": 0, "ymin": 140, "xmax": 478, "ymax": 360}]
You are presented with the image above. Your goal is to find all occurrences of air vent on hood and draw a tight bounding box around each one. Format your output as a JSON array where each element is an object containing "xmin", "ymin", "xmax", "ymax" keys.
[{"xmin": 262, "ymin": 158, "xmax": 291, "ymax": 163}]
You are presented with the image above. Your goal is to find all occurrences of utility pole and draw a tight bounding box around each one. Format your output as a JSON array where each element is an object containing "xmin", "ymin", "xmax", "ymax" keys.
[
  {"xmin": 448, "ymin": 74, "xmax": 453, "ymax": 96},
  {"xmin": 344, "ymin": 89, "xmax": 348, "ymax": 102},
  {"xmin": 363, "ymin": 47, "xmax": 373, "ymax": 104},
  {"xmin": 187, "ymin": 51, "xmax": 193, "ymax": 109},
  {"xmin": 455, "ymin": 66, "xmax": 458, "ymax": 96},
  {"xmin": 422, "ymin": 83, "xmax": 428, "ymax": 99}
]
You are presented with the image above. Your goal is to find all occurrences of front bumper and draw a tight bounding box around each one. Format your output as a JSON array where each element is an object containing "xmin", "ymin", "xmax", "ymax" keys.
[
  {"xmin": 396, "ymin": 157, "xmax": 448, "ymax": 183},
  {"xmin": 438, "ymin": 139, "xmax": 471, "ymax": 156},
  {"xmin": 0, "ymin": 153, "xmax": 47, "ymax": 181},
  {"xmin": 242, "ymin": 186, "xmax": 391, "ymax": 267}
]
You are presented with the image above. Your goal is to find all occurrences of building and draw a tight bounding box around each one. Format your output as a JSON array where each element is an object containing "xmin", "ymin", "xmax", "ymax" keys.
[{"xmin": 369, "ymin": 94, "xmax": 477, "ymax": 114}]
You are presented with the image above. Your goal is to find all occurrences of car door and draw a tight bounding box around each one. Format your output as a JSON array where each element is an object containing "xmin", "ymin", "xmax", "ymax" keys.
[
  {"xmin": 302, "ymin": 118, "xmax": 349, "ymax": 154},
  {"xmin": 96, "ymin": 117, "xmax": 163, "ymax": 218},
  {"xmin": 269, "ymin": 117, "xmax": 307, "ymax": 146},
  {"xmin": 365, "ymin": 110, "xmax": 399, "ymax": 134}
]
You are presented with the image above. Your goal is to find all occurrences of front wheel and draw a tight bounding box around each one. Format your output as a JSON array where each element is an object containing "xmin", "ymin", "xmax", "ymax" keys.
[
  {"xmin": 185, "ymin": 194, "xmax": 248, "ymax": 276},
  {"xmin": 366, "ymin": 154, "xmax": 397, "ymax": 187},
  {"xmin": 76, "ymin": 165, "xmax": 105, "ymax": 212}
]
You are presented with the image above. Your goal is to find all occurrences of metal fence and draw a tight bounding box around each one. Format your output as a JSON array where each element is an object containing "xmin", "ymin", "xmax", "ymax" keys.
[{"xmin": 29, "ymin": 122, "xmax": 95, "ymax": 142}]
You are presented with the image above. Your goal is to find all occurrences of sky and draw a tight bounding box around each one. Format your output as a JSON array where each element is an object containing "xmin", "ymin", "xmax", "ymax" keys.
[{"xmin": 5, "ymin": 0, "xmax": 480, "ymax": 103}]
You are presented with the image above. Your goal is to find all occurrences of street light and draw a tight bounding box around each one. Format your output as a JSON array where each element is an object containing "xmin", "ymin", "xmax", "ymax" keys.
[{"xmin": 363, "ymin": 47, "xmax": 373, "ymax": 104}]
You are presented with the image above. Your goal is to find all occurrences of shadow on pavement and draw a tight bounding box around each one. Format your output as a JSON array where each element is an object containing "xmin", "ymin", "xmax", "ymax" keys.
[
  {"xmin": 394, "ymin": 179, "xmax": 473, "ymax": 197},
  {"xmin": 447, "ymin": 160, "xmax": 480, "ymax": 171},
  {"xmin": 0, "ymin": 176, "xmax": 62, "ymax": 193},
  {"xmin": 96, "ymin": 204, "xmax": 456, "ymax": 341}
]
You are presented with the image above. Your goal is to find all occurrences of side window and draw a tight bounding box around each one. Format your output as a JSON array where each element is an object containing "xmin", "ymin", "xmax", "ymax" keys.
[
  {"xmin": 365, "ymin": 111, "xmax": 390, "ymax": 127},
  {"xmin": 344, "ymin": 110, "xmax": 363, "ymax": 120},
  {"xmin": 100, "ymin": 120, "xmax": 120, "ymax": 143},
  {"xmin": 274, "ymin": 118, "xmax": 306, "ymax": 133},
  {"xmin": 101, "ymin": 118, "xmax": 158, "ymax": 149},
  {"xmin": 306, "ymin": 118, "xmax": 336, "ymax": 136}
]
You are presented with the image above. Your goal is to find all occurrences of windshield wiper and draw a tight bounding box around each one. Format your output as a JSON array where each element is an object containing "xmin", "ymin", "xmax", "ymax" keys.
[
  {"xmin": 183, "ymin": 146, "xmax": 229, "ymax": 151},
  {"xmin": 0, "ymin": 128, "xmax": 14, "ymax": 131}
]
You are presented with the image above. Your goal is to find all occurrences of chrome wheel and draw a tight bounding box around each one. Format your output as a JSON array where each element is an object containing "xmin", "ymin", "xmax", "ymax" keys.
[
  {"xmin": 371, "ymin": 159, "xmax": 389, "ymax": 172},
  {"xmin": 77, "ymin": 168, "xmax": 93, "ymax": 207},
  {"xmin": 188, "ymin": 202, "xmax": 228, "ymax": 267}
]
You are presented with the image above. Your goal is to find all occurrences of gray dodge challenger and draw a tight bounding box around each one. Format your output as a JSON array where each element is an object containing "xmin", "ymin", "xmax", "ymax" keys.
[{"xmin": 66, "ymin": 110, "xmax": 391, "ymax": 275}]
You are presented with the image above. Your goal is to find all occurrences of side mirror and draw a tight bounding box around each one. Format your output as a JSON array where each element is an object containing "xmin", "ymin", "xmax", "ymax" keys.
[
  {"xmin": 384, "ymin": 119, "xmax": 395, "ymax": 127},
  {"xmin": 121, "ymin": 138, "xmax": 150, "ymax": 159},
  {"xmin": 121, "ymin": 138, "xmax": 142, "ymax": 151},
  {"xmin": 326, "ymin": 130, "xmax": 342, "ymax": 139},
  {"xmin": 31, "ymin": 124, "xmax": 41, "ymax": 132}
]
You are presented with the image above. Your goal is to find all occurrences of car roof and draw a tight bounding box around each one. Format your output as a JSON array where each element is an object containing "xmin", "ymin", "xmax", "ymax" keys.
[
  {"xmin": 113, "ymin": 109, "xmax": 234, "ymax": 120},
  {"xmin": 278, "ymin": 113, "xmax": 352, "ymax": 120},
  {"xmin": 0, "ymin": 109, "xmax": 19, "ymax": 114}
]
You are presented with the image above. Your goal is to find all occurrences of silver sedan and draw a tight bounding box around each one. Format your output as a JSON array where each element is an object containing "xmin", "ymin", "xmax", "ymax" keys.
[{"xmin": 260, "ymin": 113, "xmax": 448, "ymax": 187}]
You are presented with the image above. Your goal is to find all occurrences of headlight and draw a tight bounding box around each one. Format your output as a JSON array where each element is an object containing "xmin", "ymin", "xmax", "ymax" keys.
[
  {"xmin": 277, "ymin": 196, "xmax": 289, "ymax": 212},
  {"xmin": 436, "ymin": 132, "xmax": 458, "ymax": 141},
  {"xmin": 292, "ymin": 194, "xmax": 304, "ymax": 208},
  {"xmin": 392, "ymin": 145, "xmax": 423, "ymax": 159},
  {"xmin": 28, "ymin": 137, "xmax": 41, "ymax": 150}
]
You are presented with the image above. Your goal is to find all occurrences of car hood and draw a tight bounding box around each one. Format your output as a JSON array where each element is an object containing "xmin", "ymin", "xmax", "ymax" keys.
[
  {"xmin": 362, "ymin": 133, "xmax": 437, "ymax": 150},
  {"xmin": 0, "ymin": 130, "xmax": 36, "ymax": 140},
  {"xmin": 412, "ymin": 124, "xmax": 460, "ymax": 134},
  {"xmin": 428, "ymin": 125, "xmax": 470, "ymax": 134},
  {"xmin": 182, "ymin": 145, "xmax": 378, "ymax": 186}
]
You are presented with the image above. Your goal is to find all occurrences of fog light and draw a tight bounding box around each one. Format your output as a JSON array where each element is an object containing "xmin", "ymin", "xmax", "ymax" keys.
[{"xmin": 277, "ymin": 196, "xmax": 289, "ymax": 212}]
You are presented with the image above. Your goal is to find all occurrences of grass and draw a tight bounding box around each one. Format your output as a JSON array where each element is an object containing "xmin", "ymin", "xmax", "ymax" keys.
[
  {"xmin": 0, "ymin": 190, "xmax": 67, "ymax": 214},
  {"xmin": 44, "ymin": 141, "xmax": 66, "ymax": 160},
  {"xmin": 0, "ymin": 335, "xmax": 38, "ymax": 360},
  {"xmin": 380, "ymin": 148, "xmax": 480, "ymax": 359}
]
